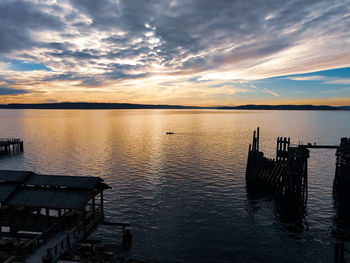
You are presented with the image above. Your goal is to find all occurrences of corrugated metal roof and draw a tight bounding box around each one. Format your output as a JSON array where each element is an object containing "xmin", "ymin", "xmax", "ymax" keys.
[
  {"xmin": 0, "ymin": 170, "xmax": 110, "ymax": 210},
  {"xmin": 0, "ymin": 170, "xmax": 32, "ymax": 182},
  {"xmin": 0, "ymin": 184, "xmax": 17, "ymax": 201},
  {"xmin": 26, "ymin": 174, "xmax": 100, "ymax": 189},
  {"xmin": 9, "ymin": 187, "xmax": 92, "ymax": 210}
]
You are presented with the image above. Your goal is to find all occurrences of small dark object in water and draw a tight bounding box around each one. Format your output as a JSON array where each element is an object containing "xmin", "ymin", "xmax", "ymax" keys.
[
  {"xmin": 166, "ymin": 131, "xmax": 174, "ymax": 135},
  {"xmin": 123, "ymin": 229, "xmax": 133, "ymax": 247}
]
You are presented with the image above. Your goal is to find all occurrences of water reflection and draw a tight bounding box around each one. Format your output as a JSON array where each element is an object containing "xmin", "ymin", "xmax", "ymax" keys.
[
  {"xmin": 1, "ymin": 109, "xmax": 350, "ymax": 262},
  {"xmin": 246, "ymin": 188, "xmax": 307, "ymax": 237},
  {"xmin": 273, "ymin": 199, "xmax": 307, "ymax": 236}
]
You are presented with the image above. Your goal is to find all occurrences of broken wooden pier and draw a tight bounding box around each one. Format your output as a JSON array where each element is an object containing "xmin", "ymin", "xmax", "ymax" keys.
[
  {"xmin": 246, "ymin": 128, "xmax": 350, "ymax": 208},
  {"xmin": 246, "ymin": 128, "xmax": 309, "ymax": 207},
  {"xmin": 0, "ymin": 138, "xmax": 23, "ymax": 155}
]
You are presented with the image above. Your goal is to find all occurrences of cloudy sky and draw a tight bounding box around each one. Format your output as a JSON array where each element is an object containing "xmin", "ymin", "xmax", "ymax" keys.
[{"xmin": 0, "ymin": 0, "xmax": 349, "ymax": 106}]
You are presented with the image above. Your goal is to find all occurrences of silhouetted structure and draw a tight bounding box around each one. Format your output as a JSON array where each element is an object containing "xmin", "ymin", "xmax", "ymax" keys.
[
  {"xmin": 246, "ymin": 128, "xmax": 350, "ymax": 209},
  {"xmin": 334, "ymin": 242, "xmax": 350, "ymax": 263},
  {"xmin": 246, "ymin": 128, "xmax": 309, "ymax": 208},
  {"xmin": 0, "ymin": 138, "xmax": 23, "ymax": 155},
  {"xmin": 333, "ymin": 138, "xmax": 350, "ymax": 203},
  {"xmin": 332, "ymin": 138, "xmax": 350, "ymax": 251},
  {"xmin": 246, "ymin": 129, "xmax": 350, "ymax": 261},
  {"xmin": 0, "ymin": 170, "xmax": 110, "ymax": 263}
]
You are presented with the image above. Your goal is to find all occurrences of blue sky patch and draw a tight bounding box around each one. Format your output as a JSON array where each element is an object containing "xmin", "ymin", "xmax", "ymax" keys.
[
  {"xmin": 251, "ymin": 67, "xmax": 350, "ymax": 99},
  {"xmin": 9, "ymin": 60, "xmax": 51, "ymax": 71}
]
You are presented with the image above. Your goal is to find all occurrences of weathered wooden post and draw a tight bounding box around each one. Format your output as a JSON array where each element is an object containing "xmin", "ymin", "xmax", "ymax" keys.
[
  {"xmin": 246, "ymin": 127, "xmax": 264, "ymax": 184},
  {"xmin": 256, "ymin": 127, "xmax": 260, "ymax": 151},
  {"xmin": 333, "ymin": 138, "xmax": 350, "ymax": 202},
  {"xmin": 100, "ymin": 191, "xmax": 104, "ymax": 214},
  {"xmin": 284, "ymin": 146, "xmax": 309, "ymax": 207},
  {"xmin": 92, "ymin": 196, "xmax": 96, "ymax": 216}
]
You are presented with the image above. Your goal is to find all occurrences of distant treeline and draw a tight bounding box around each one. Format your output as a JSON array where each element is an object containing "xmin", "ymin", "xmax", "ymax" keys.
[
  {"xmin": 0, "ymin": 102, "xmax": 200, "ymax": 109},
  {"xmin": 0, "ymin": 102, "xmax": 349, "ymax": 110},
  {"xmin": 218, "ymin": 105, "xmax": 350, "ymax": 110}
]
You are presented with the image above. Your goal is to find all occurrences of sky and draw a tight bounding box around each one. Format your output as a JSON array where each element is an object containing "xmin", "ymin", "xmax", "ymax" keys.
[{"xmin": 0, "ymin": 0, "xmax": 349, "ymax": 106}]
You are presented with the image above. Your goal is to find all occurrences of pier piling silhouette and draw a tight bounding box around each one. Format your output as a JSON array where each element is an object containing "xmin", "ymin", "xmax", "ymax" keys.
[
  {"xmin": 0, "ymin": 138, "xmax": 23, "ymax": 155},
  {"xmin": 246, "ymin": 128, "xmax": 350, "ymax": 209}
]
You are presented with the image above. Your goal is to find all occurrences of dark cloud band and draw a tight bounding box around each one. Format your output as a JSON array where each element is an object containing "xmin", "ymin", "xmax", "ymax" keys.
[{"xmin": 0, "ymin": 86, "xmax": 28, "ymax": 96}]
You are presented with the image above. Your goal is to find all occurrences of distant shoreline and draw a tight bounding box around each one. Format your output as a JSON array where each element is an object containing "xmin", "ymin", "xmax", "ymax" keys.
[
  {"xmin": 0, "ymin": 102, "xmax": 349, "ymax": 110},
  {"xmin": 217, "ymin": 105, "xmax": 350, "ymax": 111},
  {"xmin": 0, "ymin": 102, "xmax": 201, "ymax": 110}
]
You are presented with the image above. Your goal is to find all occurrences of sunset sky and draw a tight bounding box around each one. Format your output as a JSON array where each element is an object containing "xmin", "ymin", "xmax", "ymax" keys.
[{"xmin": 0, "ymin": 0, "xmax": 349, "ymax": 106}]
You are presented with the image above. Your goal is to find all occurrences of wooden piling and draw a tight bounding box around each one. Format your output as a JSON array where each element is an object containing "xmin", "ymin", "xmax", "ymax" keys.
[
  {"xmin": 256, "ymin": 127, "xmax": 260, "ymax": 151},
  {"xmin": 333, "ymin": 138, "xmax": 350, "ymax": 203},
  {"xmin": 0, "ymin": 138, "xmax": 23, "ymax": 155}
]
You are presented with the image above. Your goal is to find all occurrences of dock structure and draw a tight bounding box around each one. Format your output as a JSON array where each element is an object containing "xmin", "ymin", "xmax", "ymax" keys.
[
  {"xmin": 246, "ymin": 128, "xmax": 350, "ymax": 209},
  {"xmin": 246, "ymin": 128, "xmax": 309, "ymax": 207},
  {"xmin": 0, "ymin": 138, "xmax": 23, "ymax": 154},
  {"xmin": 333, "ymin": 138, "xmax": 350, "ymax": 203},
  {"xmin": 0, "ymin": 170, "xmax": 111, "ymax": 263}
]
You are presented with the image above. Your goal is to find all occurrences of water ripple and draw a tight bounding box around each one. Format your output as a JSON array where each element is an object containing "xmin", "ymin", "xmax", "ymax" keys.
[{"xmin": 0, "ymin": 109, "xmax": 349, "ymax": 262}]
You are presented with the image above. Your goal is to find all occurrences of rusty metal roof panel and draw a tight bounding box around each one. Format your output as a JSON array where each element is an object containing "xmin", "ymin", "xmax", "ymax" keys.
[
  {"xmin": 0, "ymin": 170, "xmax": 32, "ymax": 182},
  {"xmin": 25, "ymin": 174, "xmax": 100, "ymax": 189},
  {"xmin": 8, "ymin": 188, "xmax": 92, "ymax": 209}
]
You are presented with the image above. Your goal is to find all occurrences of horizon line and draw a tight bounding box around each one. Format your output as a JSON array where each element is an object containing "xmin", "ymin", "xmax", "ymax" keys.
[{"xmin": 0, "ymin": 102, "xmax": 349, "ymax": 110}]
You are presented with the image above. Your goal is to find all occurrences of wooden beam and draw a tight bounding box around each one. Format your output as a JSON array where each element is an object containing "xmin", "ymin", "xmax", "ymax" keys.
[
  {"xmin": 92, "ymin": 196, "xmax": 95, "ymax": 215},
  {"xmin": 100, "ymin": 191, "xmax": 104, "ymax": 214}
]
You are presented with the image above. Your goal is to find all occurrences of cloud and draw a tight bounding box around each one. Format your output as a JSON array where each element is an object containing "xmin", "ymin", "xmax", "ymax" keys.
[
  {"xmin": 263, "ymin": 88, "xmax": 280, "ymax": 97},
  {"xmin": 0, "ymin": 0, "xmax": 349, "ymax": 104},
  {"xmin": 249, "ymin": 85, "xmax": 279, "ymax": 97},
  {"xmin": 325, "ymin": 79, "xmax": 350, "ymax": 85},
  {"xmin": 0, "ymin": 86, "xmax": 28, "ymax": 95},
  {"xmin": 286, "ymin": 75, "xmax": 326, "ymax": 81},
  {"xmin": 285, "ymin": 75, "xmax": 350, "ymax": 85},
  {"xmin": 0, "ymin": 61, "xmax": 9, "ymax": 71},
  {"xmin": 0, "ymin": 0, "xmax": 64, "ymax": 53},
  {"xmin": 320, "ymin": 86, "xmax": 350, "ymax": 94}
]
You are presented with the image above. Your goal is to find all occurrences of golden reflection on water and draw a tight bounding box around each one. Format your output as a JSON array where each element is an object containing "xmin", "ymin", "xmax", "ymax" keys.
[
  {"xmin": 1, "ymin": 109, "xmax": 350, "ymax": 262},
  {"xmin": 1, "ymin": 109, "xmax": 347, "ymax": 175}
]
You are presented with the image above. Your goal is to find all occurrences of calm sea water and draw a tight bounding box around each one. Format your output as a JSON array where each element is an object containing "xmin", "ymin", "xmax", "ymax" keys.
[{"xmin": 1, "ymin": 109, "xmax": 350, "ymax": 262}]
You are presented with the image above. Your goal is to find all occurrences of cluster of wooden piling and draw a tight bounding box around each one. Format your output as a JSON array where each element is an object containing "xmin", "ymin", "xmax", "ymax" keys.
[
  {"xmin": 246, "ymin": 128, "xmax": 309, "ymax": 207},
  {"xmin": 0, "ymin": 138, "xmax": 23, "ymax": 154},
  {"xmin": 333, "ymin": 138, "xmax": 350, "ymax": 203},
  {"xmin": 276, "ymin": 137, "xmax": 290, "ymax": 162},
  {"xmin": 246, "ymin": 128, "xmax": 350, "ymax": 209}
]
